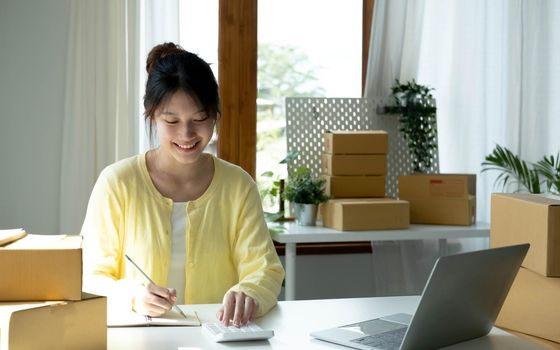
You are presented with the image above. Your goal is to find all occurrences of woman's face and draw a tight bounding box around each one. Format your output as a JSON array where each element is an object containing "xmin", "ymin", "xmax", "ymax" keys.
[{"xmin": 154, "ymin": 90, "xmax": 215, "ymax": 166}]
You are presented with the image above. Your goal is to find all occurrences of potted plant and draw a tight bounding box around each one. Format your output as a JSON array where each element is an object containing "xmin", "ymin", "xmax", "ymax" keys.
[
  {"xmin": 283, "ymin": 166, "xmax": 329, "ymax": 226},
  {"xmin": 481, "ymin": 144, "xmax": 560, "ymax": 194},
  {"xmin": 387, "ymin": 79, "xmax": 438, "ymax": 173}
]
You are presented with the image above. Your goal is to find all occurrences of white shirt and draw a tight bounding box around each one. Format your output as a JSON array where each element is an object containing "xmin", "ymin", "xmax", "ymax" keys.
[{"xmin": 168, "ymin": 202, "xmax": 187, "ymax": 304}]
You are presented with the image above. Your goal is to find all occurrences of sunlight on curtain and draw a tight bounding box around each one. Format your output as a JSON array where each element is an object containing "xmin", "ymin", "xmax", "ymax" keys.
[
  {"xmin": 138, "ymin": 0, "xmax": 180, "ymax": 152},
  {"xmin": 364, "ymin": 0, "xmax": 438, "ymax": 297},
  {"xmin": 60, "ymin": 0, "xmax": 140, "ymax": 234},
  {"xmin": 417, "ymin": 0, "xmax": 560, "ymax": 221},
  {"xmin": 364, "ymin": 0, "xmax": 425, "ymax": 97},
  {"xmin": 365, "ymin": 0, "xmax": 560, "ymax": 296},
  {"xmin": 178, "ymin": 0, "xmax": 219, "ymax": 156}
]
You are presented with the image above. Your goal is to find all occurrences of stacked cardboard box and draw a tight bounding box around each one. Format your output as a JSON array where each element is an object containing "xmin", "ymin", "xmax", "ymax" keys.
[
  {"xmin": 321, "ymin": 130, "xmax": 409, "ymax": 231},
  {"xmin": 398, "ymin": 174, "xmax": 476, "ymax": 225},
  {"xmin": 490, "ymin": 193, "xmax": 560, "ymax": 345},
  {"xmin": 322, "ymin": 130, "xmax": 388, "ymax": 198},
  {"xmin": 0, "ymin": 234, "xmax": 106, "ymax": 350}
]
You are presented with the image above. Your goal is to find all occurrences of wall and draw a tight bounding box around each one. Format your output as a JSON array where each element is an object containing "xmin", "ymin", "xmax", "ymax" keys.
[{"xmin": 0, "ymin": 0, "xmax": 70, "ymax": 234}]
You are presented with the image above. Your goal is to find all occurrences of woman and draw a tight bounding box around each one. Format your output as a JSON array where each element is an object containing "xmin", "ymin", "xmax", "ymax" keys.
[{"xmin": 81, "ymin": 42, "xmax": 284, "ymax": 327}]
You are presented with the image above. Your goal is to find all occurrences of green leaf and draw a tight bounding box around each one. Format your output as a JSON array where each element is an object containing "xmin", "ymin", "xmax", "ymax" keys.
[
  {"xmin": 481, "ymin": 145, "xmax": 543, "ymax": 193},
  {"xmin": 260, "ymin": 171, "xmax": 274, "ymax": 177},
  {"xmin": 284, "ymin": 166, "xmax": 329, "ymax": 204},
  {"xmin": 264, "ymin": 211, "xmax": 285, "ymax": 223},
  {"xmin": 280, "ymin": 150, "xmax": 299, "ymax": 164},
  {"xmin": 534, "ymin": 153, "xmax": 560, "ymax": 193},
  {"xmin": 391, "ymin": 80, "xmax": 437, "ymax": 173}
]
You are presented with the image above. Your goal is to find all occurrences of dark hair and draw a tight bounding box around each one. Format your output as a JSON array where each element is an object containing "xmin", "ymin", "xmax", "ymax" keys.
[{"xmin": 143, "ymin": 42, "xmax": 220, "ymax": 134}]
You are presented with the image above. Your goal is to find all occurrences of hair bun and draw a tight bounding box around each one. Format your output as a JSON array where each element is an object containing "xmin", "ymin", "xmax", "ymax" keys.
[{"xmin": 146, "ymin": 42, "xmax": 185, "ymax": 74}]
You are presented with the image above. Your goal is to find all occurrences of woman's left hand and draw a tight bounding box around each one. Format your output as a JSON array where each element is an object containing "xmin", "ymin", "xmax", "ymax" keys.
[{"xmin": 216, "ymin": 291, "xmax": 258, "ymax": 327}]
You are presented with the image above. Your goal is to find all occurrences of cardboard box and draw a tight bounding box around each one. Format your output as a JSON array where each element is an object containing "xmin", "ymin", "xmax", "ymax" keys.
[
  {"xmin": 403, "ymin": 196, "xmax": 476, "ymax": 226},
  {"xmin": 496, "ymin": 267, "xmax": 560, "ymax": 343},
  {"xmin": 323, "ymin": 130, "xmax": 388, "ymax": 154},
  {"xmin": 0, "ymin": 234, "xmax": 82, "ymax": 301},
  {"xmin": 0, "ymin": 293, "xmax": 107, "ymax": 350},
  {"xmin": 398, "ymin": 174, "xmax": 476, "ymax": 225},
  {"xmin": 501, "ymin": 329, "xmax": 560, "ymax": 349},
  {"xmin": 321, "ymin": 154, "xmax": 387, "ymax": 175},
  {"xmin": 325, "ymin": 175, "xmax": 385, "ymax": 198},
  {"xmin": 322, "ymin": 198, "xmax": 409, "ymax": 231},
  {"xmin": 490, "ymin": 193, "xmax": 560, "ymax": 277}
]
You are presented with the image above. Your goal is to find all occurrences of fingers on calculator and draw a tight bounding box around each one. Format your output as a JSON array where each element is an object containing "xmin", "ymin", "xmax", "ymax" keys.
[{"xmin": 202, "ymin": 322, "xmax": 274, "ymax": 342}]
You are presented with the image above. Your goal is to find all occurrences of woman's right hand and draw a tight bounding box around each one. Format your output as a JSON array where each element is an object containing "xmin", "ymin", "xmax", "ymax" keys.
[{"xmin": 132, "ymin": 282, "xmax": 177, "ymax": 317}]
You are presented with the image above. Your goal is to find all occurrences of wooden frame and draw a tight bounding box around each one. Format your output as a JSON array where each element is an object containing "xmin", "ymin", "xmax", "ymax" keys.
[
  {"xmin": 363, "ymin": 0, "xmax": 375, "ymax": 96},
  {"xmin": 217, "ymin": 0, "xmax": 258, "ymax": 178}
]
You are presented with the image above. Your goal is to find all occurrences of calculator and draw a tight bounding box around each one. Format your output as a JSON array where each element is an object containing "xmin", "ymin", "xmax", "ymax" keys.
[{"xmin": 202, "ymin": 322, "xmax": 274, "ymax": 342}]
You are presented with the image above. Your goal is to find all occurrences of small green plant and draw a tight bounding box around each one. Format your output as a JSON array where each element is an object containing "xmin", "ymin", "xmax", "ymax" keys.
[
  {"xmin": 389, "ymin": 79, "xmax": 438, "ymax": 173},
  {"xmin": 283, "ymin": 167, "xmax": 329, "ymax": 204},
  {"xmin": 258, "ymin": 151, "xmax": 299, "ymax": 223},
  {"xmin": 534, "ymin": 154, "xmax": 560, "ymax": 194},
  {"xmin": 481, "ymin": 144, "xmax": 560, "ymax": 194},
  {"xmin": 259, "ymin": 151, "xmax": 299, "ymax": 205}
]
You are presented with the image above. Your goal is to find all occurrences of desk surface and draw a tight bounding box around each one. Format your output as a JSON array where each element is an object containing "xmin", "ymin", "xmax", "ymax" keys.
[
  {"xmin": 270, "ymin": 222, "xmax": 490, "ymax": 243},
  {"xmin": 108, "ymin": 296, "xmax": 544, "ymax": 350}
]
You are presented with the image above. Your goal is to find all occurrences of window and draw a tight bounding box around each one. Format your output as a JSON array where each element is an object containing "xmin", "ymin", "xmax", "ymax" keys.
[
  {"xmin": 180, "ymin": 0, "xmax": 220, "ymax": 156},
  {"xmin": 257, "ymin": 0, "xmax": 362, "ymax": 211}
]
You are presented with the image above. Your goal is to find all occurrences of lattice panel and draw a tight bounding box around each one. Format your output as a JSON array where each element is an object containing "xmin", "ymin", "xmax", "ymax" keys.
[{"xmin": 285, "ymin": 97, "xmax": 439, "ymax": 198}]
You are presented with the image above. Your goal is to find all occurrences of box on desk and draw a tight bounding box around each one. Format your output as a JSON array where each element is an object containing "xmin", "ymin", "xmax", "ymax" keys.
[
  {"xmin": 398, "ymin": 174, "xmax": 476, "ymax": 225},
  {"xmin": 321, "ymin": 154, "xmax": 387, "ymax": 176},
  {"xmin": 491, "ymin": 193, "xmax": 560, "ymax": 277},
  {"xmin": 0, "ymin": 234, "xmax": 82, "ymax": 301},
  {"xmin": 323, "ymin": 130, "xmax": 388, "ymax": 154},
  {"xmin": 322, "ymin": 198, "xmax": 409, "ymax": 231},
  {"xmin": 324, "ymin": 175, "xmax": 385, "ymax": 198},
  {"xmin": 503, "ymin": 329, "xmax": 560, "ymax": 350},
  {"xmin": 496, "ymin": 267, "xmax": 560, "ymax": 344},
  {"xmin": 0, "ymin": 293, "xmax": 107, "ymax": 350}
]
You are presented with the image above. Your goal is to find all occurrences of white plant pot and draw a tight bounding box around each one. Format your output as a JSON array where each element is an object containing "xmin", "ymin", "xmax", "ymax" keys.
[{"xmin": 293, "ymin": 203, "xmax": 318, "ymax": 226}]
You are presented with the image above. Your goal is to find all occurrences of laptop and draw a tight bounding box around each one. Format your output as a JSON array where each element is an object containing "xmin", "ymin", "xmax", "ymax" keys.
[{"xmin": 310, "ymin": 244, "xmax": 529, "ymax": 350}]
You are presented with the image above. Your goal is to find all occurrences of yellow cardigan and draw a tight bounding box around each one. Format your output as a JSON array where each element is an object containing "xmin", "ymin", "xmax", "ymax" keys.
[{"xmin": 81, "ymin": 152, "xmax": 284, "ymax": 317}]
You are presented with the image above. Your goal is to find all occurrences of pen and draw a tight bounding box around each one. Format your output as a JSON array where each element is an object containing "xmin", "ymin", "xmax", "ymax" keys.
[{"xmin": 125, "ymin": 254, "xmax": 188, "ymax": 320}]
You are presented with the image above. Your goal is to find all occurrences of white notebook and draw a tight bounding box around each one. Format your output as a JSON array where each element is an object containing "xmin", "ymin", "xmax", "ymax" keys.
[
  {"xmin": 0, "ymin": 228, "xmax": 27, "ymax": 246},
  {"xmin": 108, "ymin": 308, "xmax": 200, "ymax": 327}
]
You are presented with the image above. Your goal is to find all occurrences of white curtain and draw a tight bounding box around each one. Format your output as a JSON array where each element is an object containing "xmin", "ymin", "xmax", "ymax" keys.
[
  {"xmin": 138, "ymin": 0, "xmax": 180, "ymax": 151},
  {"xmin": 365, "ymin": 0, "xmax": 426, "ymax": 97},
  {"xmin": 60, "ymin": 0, "xmax": 180, "ymax": 234},
  {"xmin": 60, "ymin": 0, "xmax": 140, "ymax": 234},
  {"xmin": 365, "ymin": 0, "xmax": 437, "ymax": 296},
  {"xmin": 417, "ymin": 0, "xmax": 560, "ymax": 216},
  {"xmin": 365, "ymin": 0, "xmax": 560, "ymax": 296}
]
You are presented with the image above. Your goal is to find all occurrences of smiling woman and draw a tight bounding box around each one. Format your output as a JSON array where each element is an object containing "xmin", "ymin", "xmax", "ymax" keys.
[
  {"xmin": 81, "ymin": 42, "xmax": 285, "ymax": 327},
  {"xmin": 147, "ymin": 90, "xmax": 216, "ymax": 202},
  {"xmin": 143, "ymin": 43, "xmax": 220, "ymax": 146}
]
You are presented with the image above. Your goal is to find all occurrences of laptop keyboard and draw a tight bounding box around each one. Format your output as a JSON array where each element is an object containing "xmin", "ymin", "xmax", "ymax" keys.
[{"xmin": 350, "ymin": 326, "xmax": 407, "ymax": 350}]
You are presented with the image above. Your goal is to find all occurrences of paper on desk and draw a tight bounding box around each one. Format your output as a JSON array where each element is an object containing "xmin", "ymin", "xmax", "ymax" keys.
[
  {"xmin": 2, "ymin": 233, "xmax": 81, "ymax": 249},
  {"xmin": 108, "ymin": 308, "xmax": 200, "ymax": 327},
  {"xmin": 0, "ymin": 228, "xmax": 27, "ymax": 246}
]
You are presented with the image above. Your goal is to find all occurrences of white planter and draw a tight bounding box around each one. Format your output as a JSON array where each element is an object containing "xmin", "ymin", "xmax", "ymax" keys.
[{"xmin": 293, "ymin": 203, "xmax": 318, "ymax": 226}]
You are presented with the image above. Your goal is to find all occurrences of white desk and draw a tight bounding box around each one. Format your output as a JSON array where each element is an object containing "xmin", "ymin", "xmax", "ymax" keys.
[
  {"xmin": 271, "ymin": 222, "xmax": 490, "ymax": 300},
  {"xmin": 107, "ymin": 296, "xmax": 545, "ymax": 349}
]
